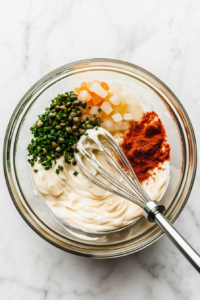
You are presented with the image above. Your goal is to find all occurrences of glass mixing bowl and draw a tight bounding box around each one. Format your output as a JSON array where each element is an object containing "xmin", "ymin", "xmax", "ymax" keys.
[{"xmin": 3, "ymin": 59, "xmax": 197, "ymax": 258}]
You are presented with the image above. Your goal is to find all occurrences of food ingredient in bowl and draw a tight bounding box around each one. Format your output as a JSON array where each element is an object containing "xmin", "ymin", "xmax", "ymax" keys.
[
  {"xmin": 27, "ymin": 92, "xmax": 90, "ymax": 170},
  {"xmin": 32, "ymin": 132, "xmax": 170, "ymax": 231},
  {"xmin": 89, "ymin": 82, "xmax": 108, "ymax": 98},
  {"xmin": 100, "ymin": 101, "xmax": 113, "ymax": 115},
  {"xmin": 112, "ymin": 113, "xmax": 123, "ymax": 122},
  {"xmin": 109, "ymin": 94, "xmax": 121, "ymax": 106},
  {"xmin": 29, "ymin": 80, "xmax": 170, "ymax": 231},
  {"xmin": 78, "ymin": 90, "xmax": 92, "ymax": 101},
  {"xmin": 120, "ymin": 111, "xmax": 170, "ymax": 183}
]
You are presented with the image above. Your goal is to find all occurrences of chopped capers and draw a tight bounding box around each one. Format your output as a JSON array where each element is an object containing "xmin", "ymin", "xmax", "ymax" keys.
[
  {"xmin": 76, "ymin": 110, "xmax": 82, "ymax": 117},
  {"xmin": 71, "ymin": 144, "xmax": 77, "ymax": 150},
  {"xmin": 55, "ymin": 146, "xmax": 62, "ymax": 152},
  {"xmin": 73, "ymin": 117, "xmax": 79, "ymax": 123},
  {"xmin": 70, "ymin": 112, "xmax": 77, "ymax": 117},
  {"xmin": 58, "ymin": 137, "xmax": 65, "ymax": 143},
  {"xmin": 73, "ymin": 132, "xmax": 80, "ymax": 137},
  {"xmin": 81, "ymin": 100, "xmax": 87, "ymax": 107},
  {"xmin": 79, "ymin": 129, "xmax": 85, "ymax": 135},
  {"xmin": 70, "ymin": 94, "xmax": 77, "ymax": 101},
  {"xmin": 96, "ymin": 117, "xmax": 100, "ymax": 123},
  {"xmin": 37, "ymin": 120, "xmax": 44, "ymax": 128},
  {"xmin": 52, "ymin": 142, "xmax": 57, "ymax": 148},
  {"xmin": 86, "ymin": 125, "xmax": 93, "ymax": 129},
  {"xmin": 72, "ymin": 100, "xmax": 81, "ymax": 106},
  {"xmin": 49, "ymin": 112, "xmax": 57, "ymax": 117},
  {"xmin": 66, "ymin": 127, "xmax": 72, "ymax": 134},
  {"xmin": 90, "ymin": 117, "xmax": 96, "ymax": 124},
  {"xmin": 42, "ymin": 148, "xmax": 47, "ymax": 154},
  {"xmin": 72, "ymin": 125, "xmax": 79, "ymax": 131},
  {"xmin": 60, "ymin": 105, "xmax": 67, "ymax": 110}
]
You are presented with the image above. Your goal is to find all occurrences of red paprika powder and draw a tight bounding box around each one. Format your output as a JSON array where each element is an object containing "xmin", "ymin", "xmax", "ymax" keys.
[{"xmin": 120, "ymin": 112, "xmax": 170, "ymax": 183}]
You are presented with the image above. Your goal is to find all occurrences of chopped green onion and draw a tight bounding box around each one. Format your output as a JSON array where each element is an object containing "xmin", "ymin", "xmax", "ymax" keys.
[
  {"xmin": 28, "ymin": 89, "xmax": 102, "ymax": 171},
  {"xmin": 55, "ymin": 169, "xmax": 60, "ymax": 174}
]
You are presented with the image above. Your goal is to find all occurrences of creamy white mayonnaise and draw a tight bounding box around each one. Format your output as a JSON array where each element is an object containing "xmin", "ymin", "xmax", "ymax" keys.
[{"xmin": 32, "ymin": 127, "xmax": 170, "ymax": 231}]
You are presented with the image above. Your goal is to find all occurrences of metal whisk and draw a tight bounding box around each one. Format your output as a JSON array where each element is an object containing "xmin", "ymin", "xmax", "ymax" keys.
[{"xmin": 75, "ymin": 128, "xmax": 200, "ymax": 273}]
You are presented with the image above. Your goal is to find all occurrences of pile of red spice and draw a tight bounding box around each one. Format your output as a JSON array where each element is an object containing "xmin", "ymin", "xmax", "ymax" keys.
[{"xmin": 120, "ymin": 111, "xmax": 170, "ymax": 183}]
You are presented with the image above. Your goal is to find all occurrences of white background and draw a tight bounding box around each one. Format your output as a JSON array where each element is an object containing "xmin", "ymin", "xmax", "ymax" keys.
[{"xmin": 0, "ymin": 0, "xmax": 200, "ymax": 299}]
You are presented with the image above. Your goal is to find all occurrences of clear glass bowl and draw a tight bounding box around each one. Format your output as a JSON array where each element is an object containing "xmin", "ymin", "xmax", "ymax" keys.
[{"xmin": 3, "ymin": 59, "xmax": 197, "ymax": 258}]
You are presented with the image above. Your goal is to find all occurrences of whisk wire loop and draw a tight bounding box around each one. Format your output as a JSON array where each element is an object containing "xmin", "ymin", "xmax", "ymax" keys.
[
  {"xmin": 76, "ymin": 130, "xmax": 151, "ymax": 208},
  {"xmin": 80, "ymin": 147, "xmax": 142, "ymax": 205},
  {"xmin": 103, "ymin": 133, "xmax": 150, "ymax": 203},
  {"xmin": 94, "ymin": 136, "xmax": 147, "ymax": 202}
]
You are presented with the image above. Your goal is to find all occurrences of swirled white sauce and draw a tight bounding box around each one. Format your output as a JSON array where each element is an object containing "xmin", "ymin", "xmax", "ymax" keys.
[{"xmin": 32, "ymin": 127, "xmax": 170, "ymax": 231}]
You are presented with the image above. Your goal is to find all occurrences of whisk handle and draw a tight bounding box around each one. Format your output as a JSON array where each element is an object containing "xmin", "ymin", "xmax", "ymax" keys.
[{"xmin": 154, "ymin": 212, "xmax": 200, "ymax": 273}]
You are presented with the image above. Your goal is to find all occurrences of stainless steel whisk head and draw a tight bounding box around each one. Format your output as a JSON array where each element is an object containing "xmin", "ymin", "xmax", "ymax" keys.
[
  {"xmin": 76, "ymin": 128, "xmax": 150, "ymax": 209},
  {"xmin": 75, "ymin": 128, "xmax": 200, "ymax": 273}
]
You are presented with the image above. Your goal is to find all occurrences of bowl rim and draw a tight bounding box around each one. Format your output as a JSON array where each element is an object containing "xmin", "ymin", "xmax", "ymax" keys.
[{"xmin": 3, "ymin": 58, "xmax": 197, "ymax": 258}]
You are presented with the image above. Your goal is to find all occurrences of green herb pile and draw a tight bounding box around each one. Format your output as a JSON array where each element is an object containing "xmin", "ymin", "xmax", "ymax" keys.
[{"xmin": 27, "ymin": 92, "xmax": 101, "ymax": 173}]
